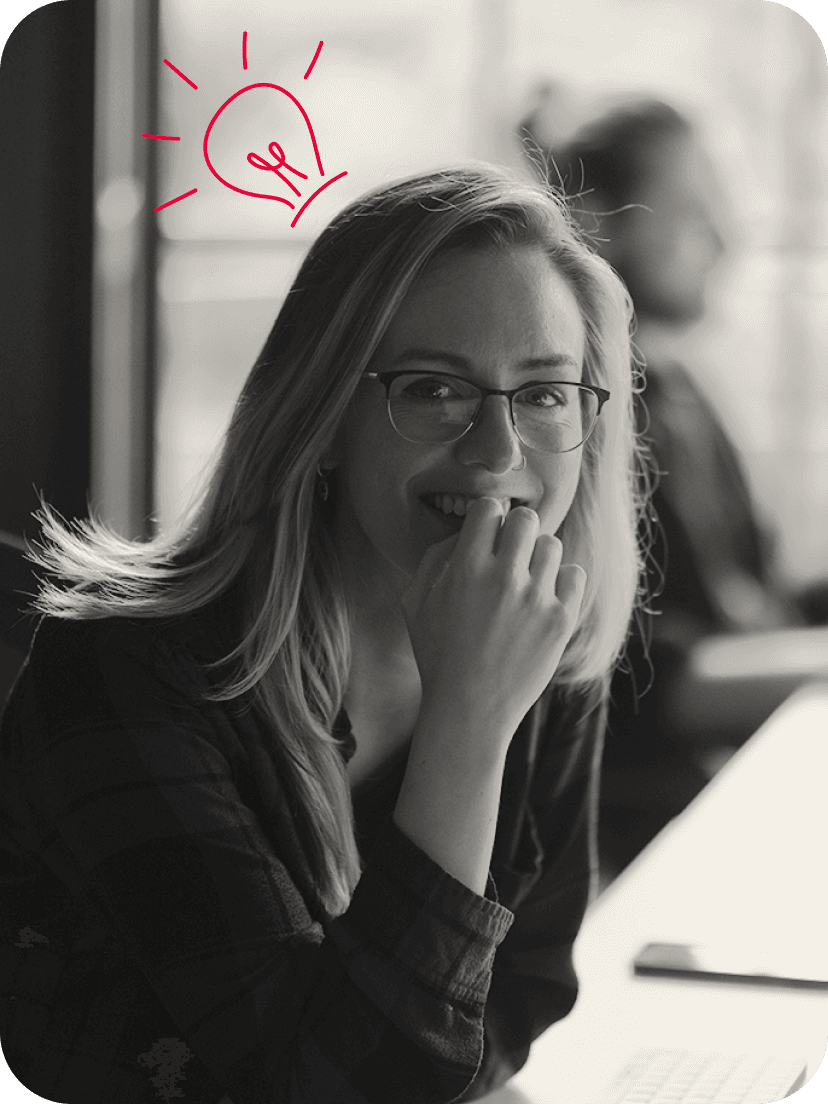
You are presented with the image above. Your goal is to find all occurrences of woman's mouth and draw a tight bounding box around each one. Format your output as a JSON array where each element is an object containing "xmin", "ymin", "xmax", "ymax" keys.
[{"xmin": 421, "ymin": 493, "xmax": 521, "ymax": 517}]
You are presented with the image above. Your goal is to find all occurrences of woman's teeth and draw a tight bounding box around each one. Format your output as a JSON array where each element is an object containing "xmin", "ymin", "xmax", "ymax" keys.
[{"xmin": 425, "ymin": 494, "xmax": 512, "ymax": 516}]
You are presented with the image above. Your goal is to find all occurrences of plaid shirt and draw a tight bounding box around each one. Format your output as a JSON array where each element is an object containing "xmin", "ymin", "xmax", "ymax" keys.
[{"xmin": 1, "ymin": 612, "xmax": 606, "ymax": 1104}]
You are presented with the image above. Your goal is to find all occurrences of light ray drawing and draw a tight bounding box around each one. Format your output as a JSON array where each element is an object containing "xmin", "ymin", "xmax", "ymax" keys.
[{"xmin": 144, "ymin": 36, "xmax": 347, "ymax": 228}]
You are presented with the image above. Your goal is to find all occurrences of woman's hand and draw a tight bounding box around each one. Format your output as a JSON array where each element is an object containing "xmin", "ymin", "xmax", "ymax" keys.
[
  {"xmin": 401, "ymin": 496, "xmax": 586, "ymax": 748},
  {"xmin": 394, "ymin": 497, "xmax": 586, "ymax": 892}
]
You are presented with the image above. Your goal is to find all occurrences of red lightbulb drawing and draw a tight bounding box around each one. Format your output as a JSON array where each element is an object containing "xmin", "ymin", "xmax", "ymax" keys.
[{"xmin": 143, "ymin": 36, "xmax": 347, "ymax": 229}]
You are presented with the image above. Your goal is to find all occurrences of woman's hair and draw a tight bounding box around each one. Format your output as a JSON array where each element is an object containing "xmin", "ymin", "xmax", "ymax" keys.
[{"xmin": 32, "ymin": 164, "xmax": 648, "ymax": 916}]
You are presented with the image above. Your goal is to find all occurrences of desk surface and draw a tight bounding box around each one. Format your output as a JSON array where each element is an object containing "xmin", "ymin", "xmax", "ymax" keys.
[{"xmin": 486, "ymin": 680, "xmax": 828, "ymax": 1103}]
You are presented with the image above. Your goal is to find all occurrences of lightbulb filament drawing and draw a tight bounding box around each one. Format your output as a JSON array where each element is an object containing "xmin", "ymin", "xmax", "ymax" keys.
[
  {"xmin": 248, "ymin": 142, "xmax": 307, "ymax": 196},
  {"xmin": 144, "ymin": 37, "xmax": 347, "ymax": 228}
]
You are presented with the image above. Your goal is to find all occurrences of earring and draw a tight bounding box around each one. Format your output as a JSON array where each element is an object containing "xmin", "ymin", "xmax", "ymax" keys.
[
  {"xmin": 512, "ymin": 454, "xmax": 527, "ymax": 471},
  {"xmin": 316, "ymin": 463, "xmax": 332, "ymax": 502}
]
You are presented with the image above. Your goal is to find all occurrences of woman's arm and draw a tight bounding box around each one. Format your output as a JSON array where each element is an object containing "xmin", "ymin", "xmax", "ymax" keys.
[
  {"xmin": 396, "ymin": 499, "xmax": 586, "ymax": 895},
  {"xmin": 466, "ymin": 679, "xmax": 607, "ymax": 1097}
]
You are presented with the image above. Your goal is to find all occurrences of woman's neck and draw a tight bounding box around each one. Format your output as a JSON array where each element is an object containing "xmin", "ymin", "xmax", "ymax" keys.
[
  {"xmin": 332, "ymin": 495, "xmax": 418, "ymax": 675},
  {"xmin": 344, "ymin": 563, "xmax": 419, "ymax": 696},
  {"xmin": 340, "ymin": 552, "xmax": 422, "ymax": 785}
]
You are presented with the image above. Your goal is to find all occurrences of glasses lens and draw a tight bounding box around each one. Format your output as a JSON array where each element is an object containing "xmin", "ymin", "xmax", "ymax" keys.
[
  {"xmin": 513, "ymin": 383, "xmax": 598, "ymax": 452},
  {"xmin": 387, "ymin": 373, "xmax": 480, "ymax": 443}
]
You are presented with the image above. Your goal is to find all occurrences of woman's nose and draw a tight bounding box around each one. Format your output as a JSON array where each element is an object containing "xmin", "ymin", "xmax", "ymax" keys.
[{"xmin": 454, "ymin": 395, "xmax": 523, "ymax": 474}]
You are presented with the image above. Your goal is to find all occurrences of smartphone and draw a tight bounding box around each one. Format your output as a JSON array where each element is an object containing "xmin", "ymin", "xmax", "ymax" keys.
[{"xmin": 633, "ymin": 942, "xmax": 828, "ymax": 990}]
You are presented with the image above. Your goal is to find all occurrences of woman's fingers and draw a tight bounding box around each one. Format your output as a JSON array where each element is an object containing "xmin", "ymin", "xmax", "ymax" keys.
[
  {"xmin": 404, "ymin": 498, "xmax": 589, "ymax": 734},
  {"xmin": 528, "ymin": 539, "xmax": 585, "ymax": 644},
  {"xmin": 494, "ymin": 506, "xmax": 540, "ymax": 567},
  {"xmin": 527, "ymin": 532, "xmax": 563, "ymax": 581},
  {"xmin": 455, "ymin": 496, "xmax": 506, "ymax": 561},
  {"xmin": 555, "ymin": 562, "xmax": 588, "ymax": 620},
  {"xmin": 459, "ymin": 499, "xmax": 544, "ymax": 573}
]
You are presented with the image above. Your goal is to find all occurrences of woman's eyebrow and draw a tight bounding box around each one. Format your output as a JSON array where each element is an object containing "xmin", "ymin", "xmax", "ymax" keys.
[{"xmin": 390, "ymin": 348, "xmax": 581, "ymax": 371}]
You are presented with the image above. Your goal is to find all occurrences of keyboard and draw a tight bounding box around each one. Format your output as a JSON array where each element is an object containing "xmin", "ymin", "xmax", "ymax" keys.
[{"xmin": 590, "ymin": 1047, "xmax": 807, "ymax": 1103}]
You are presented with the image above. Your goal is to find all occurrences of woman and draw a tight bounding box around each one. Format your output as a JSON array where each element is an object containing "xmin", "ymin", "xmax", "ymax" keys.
[{"xmin": 0, "ymin": 165, "xmax": 645, "ymax": 1103}]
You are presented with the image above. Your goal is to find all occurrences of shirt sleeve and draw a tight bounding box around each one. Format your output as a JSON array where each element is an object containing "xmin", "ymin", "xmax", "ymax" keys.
[
  {"xmin": 458, "ymin": 677, "xmax": 608, "ymax": 1099},
  {"xmin": 4, "ymin": 618, "xmax": 514, "ymax": 1104}
]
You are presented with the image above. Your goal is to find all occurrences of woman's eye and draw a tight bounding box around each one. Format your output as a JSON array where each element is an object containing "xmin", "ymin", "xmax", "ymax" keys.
[
  {"xmin": 520, "ymin": 386, "xmax": 568, "ymax": 408},
  {"xmin": 401, "ymin": 376, "xmax": 458, "ymax": 401}
]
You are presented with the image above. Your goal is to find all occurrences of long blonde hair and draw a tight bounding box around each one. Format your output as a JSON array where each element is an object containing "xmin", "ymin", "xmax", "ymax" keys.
[{"xmin": 32, "ymin": 164, "xmax": 647, "ymax": 916}]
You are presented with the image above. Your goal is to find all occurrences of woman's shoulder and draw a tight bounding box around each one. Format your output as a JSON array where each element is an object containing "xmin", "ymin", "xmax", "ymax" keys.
[
  {"xmin": 9, "ymin": 611, "xmax": 224, "ymax": 743},
  {"xmin": 29, "ymin": 612, "xmax": 194, "ymax": 678},
  {"xmin": 29, "ymin": 601, "xmax": 231, "ymax": 673}
]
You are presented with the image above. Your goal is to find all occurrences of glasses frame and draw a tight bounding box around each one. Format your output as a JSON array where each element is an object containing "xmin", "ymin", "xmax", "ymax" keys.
[{"xmin": 363, "ymin": 369, "xmax": 610, "ymax": 453}]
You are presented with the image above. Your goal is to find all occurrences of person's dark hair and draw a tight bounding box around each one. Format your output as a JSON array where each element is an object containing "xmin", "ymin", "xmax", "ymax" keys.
[{"xmin": 543, "ymin": 99, "xmax": 693, "ymax": 212}]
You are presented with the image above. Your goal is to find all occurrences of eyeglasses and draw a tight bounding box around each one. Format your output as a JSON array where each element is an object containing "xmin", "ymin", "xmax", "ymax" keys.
[{"xmin": 363, "ymin": 370, "xmax": 610, "ymax": 453}]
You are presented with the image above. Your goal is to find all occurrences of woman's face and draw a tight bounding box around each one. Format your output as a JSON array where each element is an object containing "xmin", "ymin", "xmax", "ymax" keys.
[{"xmin": 332, "ymin": 246, "xmax": 587, "ymax": 588}]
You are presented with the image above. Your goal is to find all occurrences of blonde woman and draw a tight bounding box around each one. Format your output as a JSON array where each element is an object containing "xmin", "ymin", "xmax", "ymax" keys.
[{"xmin": 1, "ymin": 165, "xmax": 645, "ymax": 1103}]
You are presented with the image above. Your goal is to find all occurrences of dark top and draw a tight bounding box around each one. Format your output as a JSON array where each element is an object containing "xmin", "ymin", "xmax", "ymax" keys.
[
  {"xmin": 637, "ymin": 360, "xmax": 791, "ymax": 639},
  {"xmin": 0, "ymin": 609, "xmax": 607, "ymax": 1104},
  {"xmin": 600, "ymin": 359, "xmax": 797, "ymax": 869},
  {"xmin": 607, "ymin": 359, "xmax": 796, "ymax": 761}
]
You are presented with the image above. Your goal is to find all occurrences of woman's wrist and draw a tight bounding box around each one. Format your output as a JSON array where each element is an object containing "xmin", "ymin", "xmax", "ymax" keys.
[
  {"xmin": 414, "ymin": 687, "xmax": 522, "ymax": 759},
  {"xmin": 393, "ymin": 712, "xmax": 511, "ymax": 895}
]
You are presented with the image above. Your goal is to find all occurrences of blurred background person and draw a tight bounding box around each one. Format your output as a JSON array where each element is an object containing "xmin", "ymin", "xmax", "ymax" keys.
[{"xmin": 521, "ymin": 96, "xmax": 828, "ymax": 877}]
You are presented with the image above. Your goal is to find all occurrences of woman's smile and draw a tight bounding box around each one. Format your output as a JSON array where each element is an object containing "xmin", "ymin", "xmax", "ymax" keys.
[
  {"xmin": 421, "ymin": 493, "xmax": 521, "ymax": 517},
  {"xmin": 416, "ymin": 492, "xmax": 527, "ymax": 538}
]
